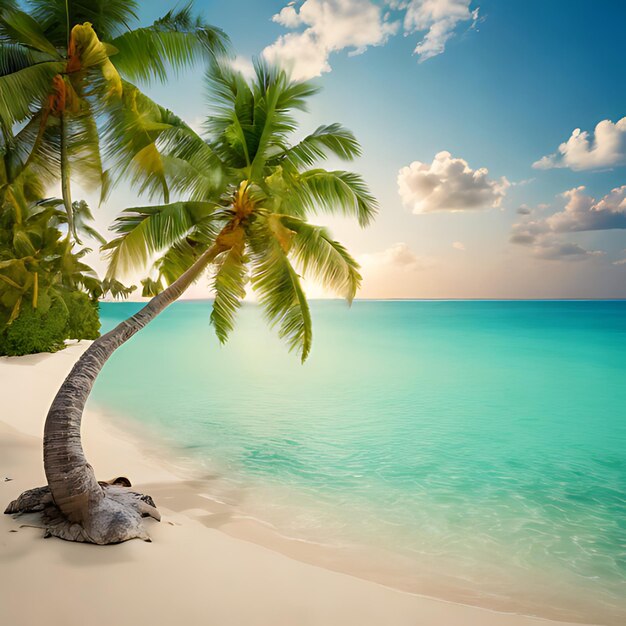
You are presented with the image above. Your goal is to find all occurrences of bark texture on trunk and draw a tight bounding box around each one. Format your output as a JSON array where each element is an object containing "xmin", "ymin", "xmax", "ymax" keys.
[{"xmin": 5, "ymin": 243, "xmax": 224, "ymax": 544}]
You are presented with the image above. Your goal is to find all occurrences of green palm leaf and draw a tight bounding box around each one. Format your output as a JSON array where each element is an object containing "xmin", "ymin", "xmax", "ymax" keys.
[
  {"xmin": 103, "ymin": 82, "xmax": 175, "ymax": 201},
  {"xmin": 154, "ymin": 237, "xmax": 200, "ymax": 285},
  {"xmin": 6, "ymin": 110, "xmax": 60, "ymax": 191},
  {"xmin": 205, "ymin": 58, "xmax": 256, "ymax": 167},
  {"xmin": 278, "ymin": 215, "xmax": 362, "ymax": 302},
  {"xmin": 292, "ymin": 169, "xmax": 378, "ymax": 226},
  {"xmin": 249, "ymin": 61, "xmax": 320, "ymax": 176},
  {"xmin": 277, "ymin": 124, "xmax": 361, "ymax": 169},
  {"xmin": 0, "ymin": 60, "xmax": 64, "ymax": 127},
  {"xmin": 110, "ymin": 5, "xmax": 229, "ymax": 84},
  {"xmin": 28, "ymin": 0, "xmax": 139, "ymax": 44},
  {"xmin": 140, "ymin": 276, "xmax": 165, "ymax": 297},
  {"xmin": 0, "ymin": 43, "xmax": 52, "ymax": 76},
  {"xmin": 103, "ymin": 201, "xmax": 218, "ymax": 277},
  {"xmin": 157, "ymin": 124, "xmax": 225, "ymax": 199},
  {"xmin": 0, "ymin": 7, "xmax": 59, "ymax": 57},
  {"xmin": 65, "ymin": 110, "xmax": 107, "ymax": 193},
  {"xmin": 248, "ymin": 219, "xmax": 312, "ymax": 362},
  {"xmin": 210, "ymin": 236, "xmax": 247, "ymax": 343}
]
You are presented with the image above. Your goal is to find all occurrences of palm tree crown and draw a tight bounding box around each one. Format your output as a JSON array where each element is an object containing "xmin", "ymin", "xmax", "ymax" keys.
[
  {"xmin": 0, "ymin": 0, "xmax": 228, "ymax": 238},
  {"xmin": 105, "ymin": 59, "xmax": 377, "ymax": 361}
]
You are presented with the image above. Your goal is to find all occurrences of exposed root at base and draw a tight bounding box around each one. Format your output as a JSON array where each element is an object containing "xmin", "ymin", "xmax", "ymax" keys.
[{"xmin": 4, "ymin": 481, "xmax": 160, "ymax": 545}]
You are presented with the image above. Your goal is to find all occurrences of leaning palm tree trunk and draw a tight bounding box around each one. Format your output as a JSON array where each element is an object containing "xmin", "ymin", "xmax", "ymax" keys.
[{"xmin": 5, "ymin": 242, "xmax": 225, "ymax": 543}]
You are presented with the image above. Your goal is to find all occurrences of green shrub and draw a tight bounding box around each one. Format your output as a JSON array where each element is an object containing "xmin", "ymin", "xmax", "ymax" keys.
[
  {"xmin": 63, "ymin": 291, "xmax": 101, "ymax": 340},
  {"xmin": 0, "ymin": 299, "xmax": 69, "ymax": 356}
]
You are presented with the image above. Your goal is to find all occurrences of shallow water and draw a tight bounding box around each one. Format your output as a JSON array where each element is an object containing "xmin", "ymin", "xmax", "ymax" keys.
[{"xmin": 93, "ymin": 300, "xmax": 626, "ymax": 624}]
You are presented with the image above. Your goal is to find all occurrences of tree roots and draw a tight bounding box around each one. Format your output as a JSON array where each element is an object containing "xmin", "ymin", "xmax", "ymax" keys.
[{"xmin": 4, "ymin": 479, "xmax": 160, "ymax": 545}]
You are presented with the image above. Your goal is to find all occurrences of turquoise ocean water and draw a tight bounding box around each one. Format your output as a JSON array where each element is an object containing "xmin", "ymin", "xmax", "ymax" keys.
[{"xmin": 93, "ymin": 301, "xmax": 626, "ymax": 624}]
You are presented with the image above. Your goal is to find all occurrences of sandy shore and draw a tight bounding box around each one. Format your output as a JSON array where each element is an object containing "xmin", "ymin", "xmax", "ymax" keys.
[{"xmin": 0, "ymin": 344, "xmax": 585, "ymax": 626}]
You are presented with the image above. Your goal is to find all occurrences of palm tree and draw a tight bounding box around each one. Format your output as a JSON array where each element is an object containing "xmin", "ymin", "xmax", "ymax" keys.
[
  {"xmin": 0, "ymin": 0, "xmax": 228, "ymax": 239},
  {"xmin": 5, "ymin": 60, "xmax": 377, "ymax": 544}
]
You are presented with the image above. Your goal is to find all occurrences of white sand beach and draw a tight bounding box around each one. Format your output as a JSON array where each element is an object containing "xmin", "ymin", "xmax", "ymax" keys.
[{"xmin": 0, "ymin": 344, "xmax": 586, "ymax": 626}]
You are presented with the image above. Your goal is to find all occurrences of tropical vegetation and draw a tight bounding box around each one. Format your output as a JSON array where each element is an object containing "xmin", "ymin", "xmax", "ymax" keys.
[
  {"xmin": 0, "ymin": 196, "xmax": 133, "ymax": 354},
  {"xmin": 0, "ymin": 0, "xmax": 228, "ymax": 352}
]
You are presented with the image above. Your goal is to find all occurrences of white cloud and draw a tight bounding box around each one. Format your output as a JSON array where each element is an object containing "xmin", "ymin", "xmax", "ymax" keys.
[
  {"xmin": 533, "ymin": 117, "xmax": 626, "ymax": 171},
  {"xmin": 613, "ymin": 258, "xmax": 626, "ymax": 266},
  {"xmin": 273, "ymin": 5, "xmax": 303, "ymax": 28},
  {"xmin": 547, "ymin": 186, "xmax": 626, "ymax": 232},
  {"xmin": 400, "ymin": 0, "xmax": 479, "ymax": 62},
  {"xmin": 397, "ymin": 150, "xmax": 510, "ymax": 213},
  {"xmin": 509, "ymin": 185, "xmax": 626, "ymax": 261},
  {"xmin": 263, "ymin": 0, "xmax": 480, "ymax": 79},
  {"xmin": 359, "ymin": 242, "xmax": 435, "ymax": 271},
  {"xmin": 452, "ymin": 241, "xmax": 465, "ymax": 250},
  {"xmin": 263, "ymin": 0, "xmax": 398, "ymax": 80}
]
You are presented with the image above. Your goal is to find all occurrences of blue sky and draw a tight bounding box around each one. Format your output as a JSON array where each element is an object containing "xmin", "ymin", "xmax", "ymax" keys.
[{"xmin": 94, "ymin": 0, "xmax": 626, "ymax": 298}]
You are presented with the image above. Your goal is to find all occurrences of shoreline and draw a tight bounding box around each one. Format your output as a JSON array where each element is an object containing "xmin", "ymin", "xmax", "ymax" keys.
[
  {"xmin": 0, "ymin": 343, "xmax": 592, "ymax": 626},
  {"xmin": 92, "ymin": 401, "xmax": 606, "ymax": 625}
]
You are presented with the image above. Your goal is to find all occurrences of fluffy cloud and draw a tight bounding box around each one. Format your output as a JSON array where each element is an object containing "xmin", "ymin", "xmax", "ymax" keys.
[
  {"xmin": 509, "ymin": 185, "xmax": 626, "ymax": 261},
  {"xmin": 263, "ymin": 0, "xmax": 479, "ymax": 79},
  {"xmin": 533, "ymin": 117, "xmax": 626, "ymax": 171},
  {"xmin": 400, "ymin": 0, "xmax": 479, "ymax": 62},
  {"xmin": 452, "ymin": 241, "xmax": 465, "ymax": 250},
  {"xmin": 546, "ymin": 186, "xmax": 626, "ymax": 232},
  {"xmin": 263, "ymin": 0, "xmax": 398, "ymax": 80},
  {"xmin": 398, "ymin": 151, "xmax": 510, "ymax": 213}
]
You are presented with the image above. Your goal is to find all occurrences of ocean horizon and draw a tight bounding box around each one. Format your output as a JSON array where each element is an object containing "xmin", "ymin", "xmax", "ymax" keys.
[{"xmin": 92, "ymin": 300, "xmax": 626, "ymax": 624}]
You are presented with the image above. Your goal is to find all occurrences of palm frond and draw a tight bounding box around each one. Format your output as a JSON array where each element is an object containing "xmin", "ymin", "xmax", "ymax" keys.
[
  {"xmin": 104, "ymin": 81, "xmax": 224, "ymax": 201},
  {"xmin": 100, "ymin": 277, "xmax": 137, "ymax": 300},
  {"xmin": 141, "ymin": 276, "xmax": 165, "ymax": 297},
  {"xmin": 248, "ymin": 218, "xmax": 312, "ymax": 362},
  {"xmin": 0, "ymin": 43, "xmax": 52, "ymax": 76},
  {"xmin": 72, "ymin": 200, "xmax": 106, "ymax": 245},
  {"xmin": 210, "ymin": 234, "xmax": 247, "ymax": 343},
  {"xmin": 153, "ymin": 210, "xmax": 223, "ymax": 285},
  {"xmin": 103, "ymin": 82, "xmax": 174, "ymax": 200},
  {"xmin": 250, "ymin": 60, "xmax": 320, "ymax": 175},
  {"xmin": 204, "ymin": 58, "xmax": 255, "ymax": 167},
  {"xmin": 0, "ymin": 60, "xmax": 64, "ymax": 127},
  {"xmin": 6, "ymin": 110, "xmax": 60, "ymax": 189},
  {"xmin": 153, "ymin": 237, "xmax": 199, "ymax": 285},
  {"xmin": 66, "ymin": 110, "xmax": 107, "ymax": 192},
  {"xmin": 278, "ymin": 215, "xmax": 362, "ymax": 302},
  {"xmin": 157, "ymin": 124, "xmax": 225, "ymax": 199},
  {"xmin": 103, "ymin": 200, "xmax": 218, "ymax": 277},
  {"xmin": 276, "ymin": 124, "xmax": 361, "ymax": 169},
  {"xmin": 291, "ymin": 169, "xmax": 378, "ymax": 226},
  {"xmin": 0, "ymin": 7, "xmax": 59, "ymax": 56},
  {"xmin": 28, "ymin": 0, "xmax": 140, "ymax": 44},
  {"xmin": 110, "ymin": 6, "xmax": 228, "ymax": 84}
]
